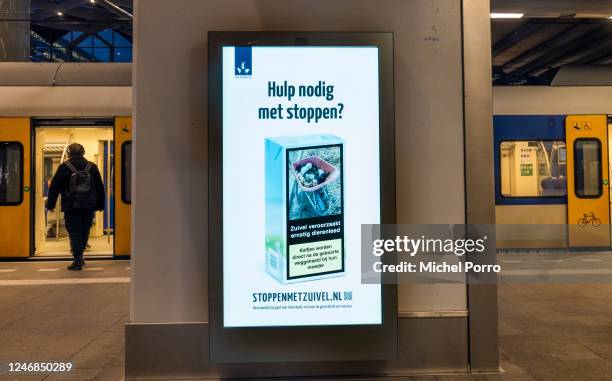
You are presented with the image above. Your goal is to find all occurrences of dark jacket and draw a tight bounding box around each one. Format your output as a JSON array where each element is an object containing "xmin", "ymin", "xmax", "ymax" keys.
[{"xmin": 47, "ymin": 156, "xmax": 106, "ymax": 212}]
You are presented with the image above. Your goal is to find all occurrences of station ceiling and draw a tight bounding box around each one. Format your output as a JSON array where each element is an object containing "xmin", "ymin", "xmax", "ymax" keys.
[
  {"xmin": 491, "ymin": 0, "xmax": 612, "ymax": 85},
  {"xmin": 30, "ymin": 0, "xmax": 132, "ymax": 44},
  {"xmin": 24, "ymin": 1, "xmax": 612, "ymax": 83}
]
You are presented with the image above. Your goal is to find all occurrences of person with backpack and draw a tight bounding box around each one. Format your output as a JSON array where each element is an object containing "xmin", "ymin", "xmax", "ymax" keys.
[{"xmin": 47, "ymin": 143, "xmax": 106, "ymax": 270}]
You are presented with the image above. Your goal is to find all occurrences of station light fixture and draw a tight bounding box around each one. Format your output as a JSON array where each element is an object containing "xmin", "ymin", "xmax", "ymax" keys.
[
  {"xmin": 491, "ymin": 13, "xmax": 524, "ymax": 19},
  {"xmin": 57, "ymin": 11, "xmax": 63, "ymax": 16}
]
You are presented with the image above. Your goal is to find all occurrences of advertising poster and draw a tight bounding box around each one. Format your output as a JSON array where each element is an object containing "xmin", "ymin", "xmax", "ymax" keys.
[{"xmin": 223, "ymin": 45, "xmax": 382, "ymax": 327}]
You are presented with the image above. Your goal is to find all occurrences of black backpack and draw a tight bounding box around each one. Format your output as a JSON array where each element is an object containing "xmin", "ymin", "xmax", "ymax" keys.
[{"xmin": 64, "ymin": 161, "xmax": 97, "ymax": 210}]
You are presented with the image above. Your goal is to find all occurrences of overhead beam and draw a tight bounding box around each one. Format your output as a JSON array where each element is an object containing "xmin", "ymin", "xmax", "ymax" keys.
[
  {"xmin": 591, "ymin": 53, "xmax": 612, "ymax": 64},
  {"xmin": 493, "ymin": 72, "xmax": 550, "ymax": 86},
  {"xmin": 512, "ymin": 23, "xmax": 612, "ymax": 77},
  {"xmin": 31, "ymin": 0, "xmax": 132, "ymax": 22},
  {"xmin": 66, "ymin": 32, "xmax": 93, "ymax": 48},
  {"xmin": 491, "ymin": 0, "xmax": 612, "ymax": 15},
  {"xmin": 110, "ymin": 0, "xmax": 133, "ymax": 8},
  {"xmin": 94, "ymin": 33, "xmax": 113, "ymax": 47},
  {"xmin": 583, "ymin": 39, "xmax": 612, "ymax": 64},
  {"xmin": 492, "ymin": 20, "xmax": 545, "ymax": 58},
  {"xmin": 32, "ymin": 20, "xmax": 132, "ymax": 33},
  {"xmin": 99, "ymin": 0, "xmax": 133, "ymax": 18},
  {"xmin": 500, "ymin": 21, "xmax": 604, "ymax": 73},
  {"xmin": 116, "ymin": 29, "xmax": 133, "ymax": 41},
  {"xmin": 34, "ymin": 0, "xmax": 90, "ymax": 20},
  {"xmin": 533, "ymin": 31, "xmax": 612, "ymax": 77}
]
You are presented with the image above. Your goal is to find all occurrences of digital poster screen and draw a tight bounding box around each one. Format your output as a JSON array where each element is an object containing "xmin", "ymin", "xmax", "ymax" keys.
[{"xmin": 222, "ymin": 45, "xmax": 383, "ymax": 327}]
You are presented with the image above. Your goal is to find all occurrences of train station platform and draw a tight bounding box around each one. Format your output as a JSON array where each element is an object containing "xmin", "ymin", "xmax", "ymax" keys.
[
  {"xmin": 0, "ymin": 260, "xmax": 129, "ymax": 381},
  {"xmin": 2, "ymin": 260, "xmax": 612, "ymax": 380},
  {"xmin": 497, "ymin": 283, "xmax": 612, "ymax": 381}
]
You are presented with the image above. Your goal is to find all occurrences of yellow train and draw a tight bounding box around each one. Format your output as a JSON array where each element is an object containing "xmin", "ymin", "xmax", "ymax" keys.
[
  {"xmin": 0, "ymin": 63, "xmax": 131, "ymax": 259},
  {"xmin": 495, "ymin": 114, "xmax": 611, "ymax": 250},
  {"xmin": 0, "ymin": 117, "xmax": 131, "ymax": 258}
]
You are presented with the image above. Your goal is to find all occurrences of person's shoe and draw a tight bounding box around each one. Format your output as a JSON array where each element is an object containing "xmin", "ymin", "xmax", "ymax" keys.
[
  {"xmin": 76, "ymin": 255, "xmax": 85, "ymax": 267},
  {"xmin": 67, "ymin": 262, "xmax": 82, "ymax": 271}
]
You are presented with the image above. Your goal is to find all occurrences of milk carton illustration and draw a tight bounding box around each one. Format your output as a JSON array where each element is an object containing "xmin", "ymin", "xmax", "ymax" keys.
[{"xmin": 265, "ymin": 134, "xmax": 345, "ymax": 284}]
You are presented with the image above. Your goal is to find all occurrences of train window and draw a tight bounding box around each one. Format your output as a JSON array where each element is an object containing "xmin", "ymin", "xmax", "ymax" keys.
[
  {"xmin": 574, "ymin": 139, "xmax": 602, "ymax": 198},
  {"xmin": 122, "ymin": 141, "xmax": 132, "ymax": 204},
  {"xmin": 500, "ymin": 141, "xmax": 567, "ymax": 197},
  {"xmin": 0, "ymin": 142, "xmax": 23, "ymax": 205}
]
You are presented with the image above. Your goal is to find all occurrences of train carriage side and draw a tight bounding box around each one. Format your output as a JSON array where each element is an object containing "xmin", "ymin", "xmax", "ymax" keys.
[
  {"xmin": 494, "ymin": 114, "xmax": 611, "ymax": 250},
  {"xmin": 0, "ymin": 65, "xmax": 132, "ymax": 259}
]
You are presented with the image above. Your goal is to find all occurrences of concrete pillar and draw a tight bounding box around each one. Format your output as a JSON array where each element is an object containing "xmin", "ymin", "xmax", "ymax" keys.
[
  {"xmin": 463, "ymin": 0, "xmax": 500, "ymax": 373},
  {"xmin": 127, "ymin": 0, "xmax": 498, "ymax": 378}
]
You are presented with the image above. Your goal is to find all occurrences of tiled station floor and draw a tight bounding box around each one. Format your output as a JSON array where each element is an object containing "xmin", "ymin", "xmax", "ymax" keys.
[
  {"xmin": 0, "ymin": 260, "xmax": 129, "ymax": 381},
  {"xmin": 1, "ymin": 261, "xmax": 612, "ymax": 380},
  {"xmin": 494, "ymin": 283, "xmax": 612, "ymax": 381}
]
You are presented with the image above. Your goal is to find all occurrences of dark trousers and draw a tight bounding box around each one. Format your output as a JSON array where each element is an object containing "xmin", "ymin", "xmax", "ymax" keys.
[{"xmin": 64, "ymin": 210, "xmax": 95, "ymax": 261}]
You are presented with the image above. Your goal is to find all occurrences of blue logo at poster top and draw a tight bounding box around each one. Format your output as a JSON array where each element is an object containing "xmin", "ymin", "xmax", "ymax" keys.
[{"xmin": 235, "ymin": 47, "xmax": 252, "ymax": 77}]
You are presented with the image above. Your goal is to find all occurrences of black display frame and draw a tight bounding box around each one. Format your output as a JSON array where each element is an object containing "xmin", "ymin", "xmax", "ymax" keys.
[{"xmin": 208, "ymin": 31, "xmax": 396, "ymax": 363}]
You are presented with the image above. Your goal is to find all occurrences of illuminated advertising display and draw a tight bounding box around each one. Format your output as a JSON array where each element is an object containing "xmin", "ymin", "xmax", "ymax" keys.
[{"xmin": 221, "ymin": 45, "xmax": 383, "ymax": 327}]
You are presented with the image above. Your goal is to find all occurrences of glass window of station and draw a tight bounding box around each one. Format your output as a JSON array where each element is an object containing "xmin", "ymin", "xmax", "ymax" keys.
[{"xmin": 500, "ymin": 140, "xmax": 567, "ymax": 197}]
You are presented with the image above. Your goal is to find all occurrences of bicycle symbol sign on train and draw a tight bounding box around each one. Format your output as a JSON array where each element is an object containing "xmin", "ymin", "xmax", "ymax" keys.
[{"xmin": 577, "ymin": 212, "xmax": 601, "ymax": 228}]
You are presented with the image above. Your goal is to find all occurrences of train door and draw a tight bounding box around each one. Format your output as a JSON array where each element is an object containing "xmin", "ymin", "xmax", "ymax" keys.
[
  {"xmin": 609, "ymin": 117, "xmax": 612, "ymax": 237},
  {"xmin": 114, "ymin": 117, "xmax": 131, "ymax": 257},
  {"xmin": 566, "ymin": 115, "xmax": 611, "ymax": 248},
  {"xmin": 0, "ymin": 118, "xmax": 30, "ymax": 258},
  {"xmin": 33, "ymin": 122, "xmax": 114, "ymax": 257}
]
